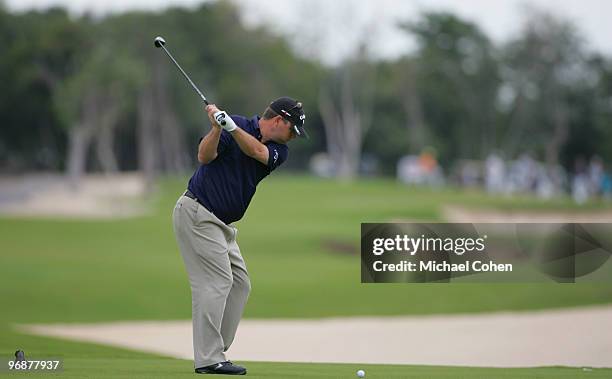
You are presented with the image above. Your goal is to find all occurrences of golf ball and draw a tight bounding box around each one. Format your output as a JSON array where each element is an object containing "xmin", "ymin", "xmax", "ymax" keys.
[{"xmin": 357, "ymin": 369, "xmax": 365, "ymax": 377}]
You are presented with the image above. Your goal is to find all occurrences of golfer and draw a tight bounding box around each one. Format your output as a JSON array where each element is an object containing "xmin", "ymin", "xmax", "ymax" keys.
[{"xmin": 172, "ymin": 97, "xmax": 307, "ymax": 375}]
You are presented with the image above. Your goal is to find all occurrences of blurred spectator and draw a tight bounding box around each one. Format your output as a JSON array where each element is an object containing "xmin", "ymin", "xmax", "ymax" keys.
[
  {"xmin": 309, "ymin": 153, "xmax": 336, "ymax": 178},
  {"xmin": 458, "ymin": 160, "xmax": 481, "ymax": 187},
  {"xmin": 310, "ymin": 153, "xmax": 380, "ymax": 178},
  {"xmin": 572, "ymin": 156, "xmax": 589, "ymax": 204},
  {"xmin": 397, "ymin": 147, "xmax": 444, "ymax": 186},
  {"xmin": 405, "ymin": 151, "xmax": 609, "ymax": 202},
  {"xmin": 602, "ymin": 173, "xmax": 612, "ymax": 200},
  {"xmin": 360, "ymin": 154, "xmax": 380, "ymax": 177},
  {"xmin": 535, "ymin": 165, "xmax": 555, "ymax": 199},
  {"xmin": 485, "ymin": 152, "xmax": 505, "ymax": 194},
  {"xmin": 419, "ymin": 147, "xmax": 437, "ymax": 174},
  {"xmin": 588, "ymin": 155, "xmax": 605, "ymax": 197},
  {"xmin": 508, "ymin": 153, "xmax": 538, "ymax": 193},
  {"xmin": 397, "ymin": 155, "xmax": 421, "ymax": 184}
]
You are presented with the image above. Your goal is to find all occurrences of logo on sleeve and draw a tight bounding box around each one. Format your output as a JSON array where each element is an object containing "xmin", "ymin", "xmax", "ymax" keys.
[{"xmin": 273, "ymin": 149, "xmax": 279, "ymax": 165}]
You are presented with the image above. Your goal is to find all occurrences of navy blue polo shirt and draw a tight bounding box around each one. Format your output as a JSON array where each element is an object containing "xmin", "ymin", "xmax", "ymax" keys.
[{"xmin": 187, "ymin": 115, "xmax": 288, "ymax": 224}]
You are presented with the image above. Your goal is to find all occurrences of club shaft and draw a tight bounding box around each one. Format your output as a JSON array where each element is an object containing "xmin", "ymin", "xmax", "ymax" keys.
[{"xmin": 160, "ymin": 45, "xmax": 209, "ymax": 105}]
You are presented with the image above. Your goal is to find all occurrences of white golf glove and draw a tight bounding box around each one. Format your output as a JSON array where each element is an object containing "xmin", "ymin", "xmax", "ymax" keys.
[{"xmin": 213, "ymin": 111, "xmax": 237, "ymax": 132}]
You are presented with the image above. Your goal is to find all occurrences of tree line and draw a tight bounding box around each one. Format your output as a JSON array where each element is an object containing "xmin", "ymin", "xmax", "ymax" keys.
[{"xmin": 1, "ymin": 1, "xmax": 611, "ymax": 183}]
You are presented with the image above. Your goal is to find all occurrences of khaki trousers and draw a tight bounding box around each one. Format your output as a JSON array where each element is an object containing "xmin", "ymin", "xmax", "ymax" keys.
[{"xmin": 172, "ymin": 194, "xmax": 251, "ymax": 368}]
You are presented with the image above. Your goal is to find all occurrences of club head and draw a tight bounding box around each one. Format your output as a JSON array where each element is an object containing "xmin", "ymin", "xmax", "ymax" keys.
[{"xmin": 154, "ymin": 36, "xmax": 166, "ymax": 48}]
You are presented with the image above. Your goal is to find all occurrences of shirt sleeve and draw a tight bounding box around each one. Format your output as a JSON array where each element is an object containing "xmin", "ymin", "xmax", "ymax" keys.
[
  {"xmin": 266, "ymin": 142, "xmax": 288, "ymax": 171},
  {"xmin": 197, "ymin": 129, "xmax": 232, "ymax": 156}
]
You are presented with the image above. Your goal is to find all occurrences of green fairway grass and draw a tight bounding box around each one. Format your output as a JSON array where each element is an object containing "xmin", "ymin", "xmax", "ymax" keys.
[
  {"xmin": 1, "ymin": 175, "xmax": 611, "ymax": 322},
  {"xmin": 1, "ymin": 327, "xmax": 611, "ymax": 378},
  {"xmin": 3, "ymin": 356, "xmax": 611, "ymax": 378},
  {"xmin": 1, "ymin": 174, "xmax": 611, "ymax": 377}
]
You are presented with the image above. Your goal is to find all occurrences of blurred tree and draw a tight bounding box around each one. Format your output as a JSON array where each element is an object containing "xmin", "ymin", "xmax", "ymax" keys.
[
  {"xmin": 396, "ymin": 57, "xmax": 428, "ymax": 154},
  {"xmin": 561, "ymin": 54, "xmax": 612, "ymax": 168},
  {"xmin": 359, "ymin": 60, "xmax": 411, "ymax": 175},
  {"xmin": 122, "ymin": 10, "xmax": 191, "ymax": 187},
  {"xmin": 401, "ymin": 12, "xmax": 500, "ymax": 164},
  {"xmin": 4, "ymin": 2, "xmax": 609, "ymax": 181},
  {"xmin": 0, "ymin": 8, "xmax": 85, "ymax": 171},
  {"xmin": 54, "ymin": 21, "xmax": 145, "ymax": 186},
  {"xmin": 0, "ymin": 1, "xmax": 324, "ymax": 176},
  {"xmin": 315, "ymin": 6, "xmax": 380, "ymax": 180},
  {"xmin": 319, "ymin": 44, "xmax": 377, "ymax": 180},
  {"xmin": 591, "ymin": 57, "xmax": 612, "ymax": 164},
  {"xmin": 500, "ymin": 8, "xmax": 588, "ymax": 168}
]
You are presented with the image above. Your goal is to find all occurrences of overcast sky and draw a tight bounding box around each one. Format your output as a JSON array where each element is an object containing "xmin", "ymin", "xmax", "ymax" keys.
[{"xmin": 5, "ymin": 0, "xmax": 612, "ymax": 64}]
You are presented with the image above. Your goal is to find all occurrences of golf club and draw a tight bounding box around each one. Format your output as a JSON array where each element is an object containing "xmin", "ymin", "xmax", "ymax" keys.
[{"xmin": 154, "ymin": 36, "xmax": 209, "ymax": 106}]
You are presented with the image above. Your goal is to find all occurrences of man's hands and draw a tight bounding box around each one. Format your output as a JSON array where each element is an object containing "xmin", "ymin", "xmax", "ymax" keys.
[
  {"xmin": 203, "ymin": 104, "xmax": 269, "ymax": 166},
  {"xmin": 205, "ymin": 104, "xmax": 237, "ymax": 132},
  {"xmin": 205, "ymin": 104, "xmax": 221, "ymax": 129},
  {"xmin": 214, "ymin": 111, "xmax": 237, "ymax": 132}
]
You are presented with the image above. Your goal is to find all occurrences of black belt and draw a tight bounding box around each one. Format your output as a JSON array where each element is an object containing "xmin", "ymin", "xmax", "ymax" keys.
[
  {"xmin": 184, "ymin": 190, "xmax": 222, "ymax": 221},
  {"xmin": 184, "ymin": 190, "xmax": 215, "ymax": 213},
  {"xmin": 184, "ymin": 189, "xmax": 200, "ymax": 204}
]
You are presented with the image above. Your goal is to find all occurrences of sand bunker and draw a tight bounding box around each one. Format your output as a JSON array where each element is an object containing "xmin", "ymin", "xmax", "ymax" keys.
[
  {"xmin": 0, "ymin": 173, "xmax": 147, "ymax": 218},
  {"xmin": 18, "ymin": 305, "xmax": 612, "ymax": 368}
]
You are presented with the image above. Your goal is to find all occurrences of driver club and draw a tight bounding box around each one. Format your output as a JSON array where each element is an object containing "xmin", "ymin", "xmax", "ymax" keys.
[{"xmin": 153, "ymin": 36, "xmax": 209, "ymax": 106}]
